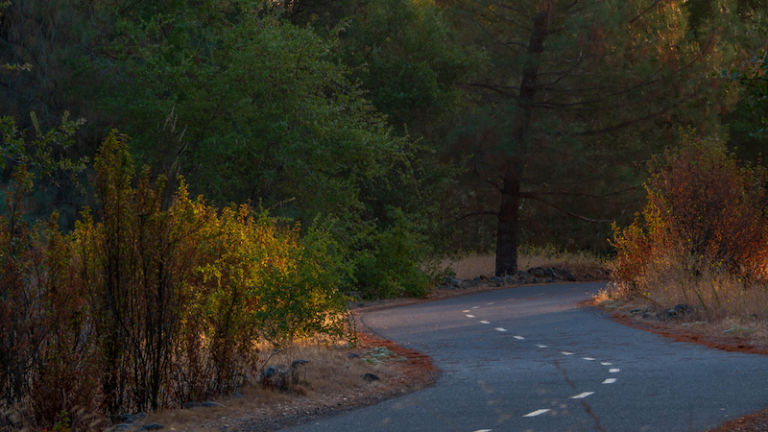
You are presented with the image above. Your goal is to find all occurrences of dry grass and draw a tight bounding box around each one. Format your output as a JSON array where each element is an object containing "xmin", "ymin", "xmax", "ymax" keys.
[
  {"xmin": 140, "ymin": 337, "xmax": 432, "ymax": 432},
  {"xmin": 439, "ymin": 248, "xmax": 604, "ymax": 280},
  {"xmin": 611, "ymin": 263, "xmax": 768, "ymax": 323},
  {"xmin": 598, "ymin": 264, "xmax": 768, "ymax": 354}
]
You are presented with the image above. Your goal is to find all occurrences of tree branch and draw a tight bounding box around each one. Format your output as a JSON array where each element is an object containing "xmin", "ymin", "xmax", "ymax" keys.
[{"xmin": 520, "ymin": 192, "xmax": 612, "ymax": 223}]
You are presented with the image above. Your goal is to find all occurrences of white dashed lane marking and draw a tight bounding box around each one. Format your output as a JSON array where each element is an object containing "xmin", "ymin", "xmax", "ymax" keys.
[
  {"xmin": 570, "ymin": 392, "xmax": 595, "ymax": 399},
  {"xmin": 466, "ymin": 306, "xmax": 622, "ymax": 417},
  {"xmin": 471, "ymin": 429, "xmax": 492, "ymax": 432},
  {"xmin": 523, "ymin": 409, "xmax": 551, "ymax": 417}
]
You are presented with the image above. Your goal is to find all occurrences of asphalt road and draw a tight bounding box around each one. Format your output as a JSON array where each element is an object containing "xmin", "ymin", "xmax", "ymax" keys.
[{"xmin": 284, "ymin": 283, "xmax": 768, "ymax": 432}]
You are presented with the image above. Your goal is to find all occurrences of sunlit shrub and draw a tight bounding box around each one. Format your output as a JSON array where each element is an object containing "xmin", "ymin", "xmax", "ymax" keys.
[
  {"xmin": 0, "ymin": 130, "xmax": 352, "ymax": 427},
  {"xmin": 612, "ymin": 136, "xmax": 768, "ymax": 304}
]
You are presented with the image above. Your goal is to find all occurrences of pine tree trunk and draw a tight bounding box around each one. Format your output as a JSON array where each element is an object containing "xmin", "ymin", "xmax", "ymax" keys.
[
  {"xmin": 495, "ymin": 170, "xmax": 520, "ymax": 276},
  {"xmin": 493, "ymin": 6, "xmax": 550, "ymax": 276}
]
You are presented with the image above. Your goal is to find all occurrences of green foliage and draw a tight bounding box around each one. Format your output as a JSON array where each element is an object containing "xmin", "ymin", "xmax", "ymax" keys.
[
  {"xmin": 340, "ymin": 0, "xmax": 474, "ymax": 134},
  {"xmin": 0, "ymin": 114, "xmax": 87, "ymax": 224},
  {"xmin": 354, "ymin": 208, "xmax": 431, "ymax": 299}
]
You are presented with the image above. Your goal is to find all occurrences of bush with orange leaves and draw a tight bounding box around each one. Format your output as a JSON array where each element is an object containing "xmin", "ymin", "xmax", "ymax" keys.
[{"xmin": 612, "ymin": 137, "xmax": 768, "ymax": 300}]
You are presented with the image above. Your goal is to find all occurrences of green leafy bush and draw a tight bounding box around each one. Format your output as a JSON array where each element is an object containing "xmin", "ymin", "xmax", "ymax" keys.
[{"xmin": 354, "ymin": 208, "xmax": 430, "ymax": 299}]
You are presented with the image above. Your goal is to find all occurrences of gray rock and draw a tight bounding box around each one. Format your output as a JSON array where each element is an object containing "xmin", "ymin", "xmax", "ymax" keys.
[
  {"xmin": 363, "ymin": 373, "xmax": 380, "ymax": 382},
  {"xmin": 529, "ymin": 267, "xmax": 556, "ymax": 278},
  {"xmin": 630, "ymin": 308, "xmax": 642, "ymax": 314},
  {"xmin": 490, "ymin": 276, "xmax": 504, "ymax": 285},
  {"xmin": 348, "ymin": 353, "xmax": 360, "ymax": 359},
  {"xmin": 448, "ymin": 278, "xmax": 463, "ymax": 288},
  {"xmin": 182, "ymin": 402, "xmax": 202, "ymax": 409},
  {"xmin": 201, "ymin": 401, "xmax": 225, "ymax": 408},
  {"xmin": 111, "ymin": 424, "xmax": 133, "ymax": 432},
  {"xmin": 264, "ymin": 366, "xmax": 277, "ymax": 379},
  {"xmin": 674, "ymin": 304, "xmax": 692, "ymax": 315},
  {"xmin": 232, "ymin": 392, "xmax": 243, "ymax": 398},
  {"xmin": 117, "ymin": 414, "xmax": 137, "ymax": 424},
  {"xmin": 553, "ymin": 267, "xmax": 577, "ymax": 281},
  {"xmin": 666, "ymin": 309, "xmax": 678, "ymax": 318},
  {"xmin": 140, "ymin": 425, "xmax": 164, "ymax": 431},
  {"xmin": 262, "ymin": 366, "xmax": 289, "ymax": 390},
  {"xmin": 291, "ymin": 359, "xmax": 309, "ymax": 368}
]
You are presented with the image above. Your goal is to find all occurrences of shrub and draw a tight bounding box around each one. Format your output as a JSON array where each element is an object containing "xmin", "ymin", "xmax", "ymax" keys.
[
  {"xmin": 612, "ymin": 136, "xmax": 768, "ymax": 305},
  {"xmin": 354, "ymin": 207, "xmax": 431, "ymax": 299},
  {"xmin": 1, "ymin": 130, "xmax": 351, "ymax": 428}
]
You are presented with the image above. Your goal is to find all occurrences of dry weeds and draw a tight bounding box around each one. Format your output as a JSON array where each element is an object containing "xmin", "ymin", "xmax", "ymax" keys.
[{"xmin": 439, "ymin": 249, "xmax": 605, "ymax": 280}]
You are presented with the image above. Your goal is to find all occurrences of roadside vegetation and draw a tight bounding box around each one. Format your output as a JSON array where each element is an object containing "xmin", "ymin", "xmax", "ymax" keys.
[{"xmin": 605, "ymin": 136, "xmax": 768, "ymax": 345}]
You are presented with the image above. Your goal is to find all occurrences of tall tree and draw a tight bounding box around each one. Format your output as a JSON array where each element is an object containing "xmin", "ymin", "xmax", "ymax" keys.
[{"xmin": 450, "ymin": 0, "xmax": 734, "ymax": 275}]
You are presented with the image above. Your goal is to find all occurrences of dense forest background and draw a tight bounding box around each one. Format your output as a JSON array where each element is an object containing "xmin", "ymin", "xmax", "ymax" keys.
[
  {"xmin": 0, "ymin": 1, "xmax": 767, "ymax": 428},
  {"xmin": 1, "ymin": 0, "xmax": 766, "ymax": 275}
]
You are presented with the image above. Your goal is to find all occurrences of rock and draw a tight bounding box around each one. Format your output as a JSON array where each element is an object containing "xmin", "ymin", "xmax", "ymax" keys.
[
  {"xmin": 553, "ymin": 267, "xmax": 577, "ymax": 281},
  {"xmin": 362, "ymin": 373, "xmax": 380, "ymax": 382},
  {"xmin": 630, "ymin": 308, "xmax": 642, "ymax": 314},
  {"xmin": 201, "ymin": 401, "xmax": 225, "ymax": 408},
  {"xmin": 262, "ymin": 365, "xmax": 292, "ymax": 390},
  {"xmin": 490, "ymin": 276, "xmax": 504, "ymax": 286},
  {"xmin": 674, "ymin": 304, "xmax": 692, "ymax": 315},
  {"xmin": 290, "ymin": 359, "xmax": 310, "ymax": 385},
  {"xmin": 117, "ymin": 414, "xmax": 137, "ymax": 424},
  {"xmin": 528, "ymin": 267, "xmax": 556, "ymax": 278},
  {"xmin": 140, "ymin": 425, "xmax": 164, "ymax": 431},
  {"xmin": 110, "ymin": 424, "xmax": 133, "ymax": 432},
  {"xmin": 448, "ymin": 278, "xmax": 462, "ymax": 288},
  {"xmin": 182, "ymin": 402, "xmax": 203, "ymax": 409},
  {"xmin": 348, "ymin": 353, "xmax": 360, "ymax": 359},
  {"xmin": 666, "ymin": 309, "xmax": 678, "ymax": 318},
  {"xmin": 641, "ymin": 312, "xmax": 650, "ymax": 319},
  {"xmin": 232, "ymin": 392, "xmax": 243, "ymax": 398},
  {"xmin": 723, "ymin": 325, "xmax": 755, "ymax": 335}
]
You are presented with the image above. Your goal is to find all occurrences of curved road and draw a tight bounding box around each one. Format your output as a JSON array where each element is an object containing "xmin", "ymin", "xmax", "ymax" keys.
[{"xmin": 285, "ymin": 283, "xmax": 768, "ymax": 432}]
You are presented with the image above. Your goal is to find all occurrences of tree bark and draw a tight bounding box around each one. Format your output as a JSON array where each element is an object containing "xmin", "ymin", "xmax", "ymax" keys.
[
  {"xmin": 494, "ymin": 5, "xmax": 550, "ymax": 276},
  {"xmin": 495, "ymin": 169, "xmax": 520, "ymax": 275}
]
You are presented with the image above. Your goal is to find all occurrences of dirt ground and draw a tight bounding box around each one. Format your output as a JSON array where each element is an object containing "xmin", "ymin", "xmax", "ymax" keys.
[{"xmin": 135, "ymin": 320, "xmax": 438, "ymax": 432}]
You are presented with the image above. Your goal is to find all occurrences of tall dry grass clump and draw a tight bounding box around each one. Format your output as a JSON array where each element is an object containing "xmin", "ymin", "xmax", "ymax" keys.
[{"xmin": 611, "ymin": 136, "xmax": 768, "ymax": 319}]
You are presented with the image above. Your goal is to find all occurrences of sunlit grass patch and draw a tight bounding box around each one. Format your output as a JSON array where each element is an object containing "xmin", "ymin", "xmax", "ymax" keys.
[{"xmin": 438, "ymin": 246, "xmax": 605, "ymax": 280}]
